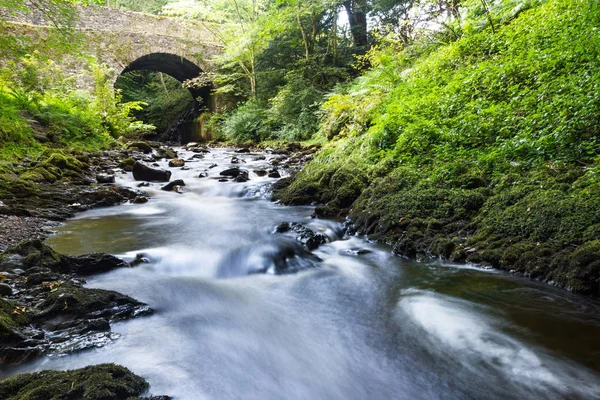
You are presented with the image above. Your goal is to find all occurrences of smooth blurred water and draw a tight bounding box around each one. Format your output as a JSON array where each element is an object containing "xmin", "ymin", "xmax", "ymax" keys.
[{"xmin": 2, "ymin": 148, "xmax": 600, "ymax": 399}]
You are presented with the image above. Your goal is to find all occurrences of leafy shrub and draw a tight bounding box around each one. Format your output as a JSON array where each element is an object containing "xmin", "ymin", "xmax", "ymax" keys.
[
  {"xmin": 221, "ymin": 100, "xmax": 272, "ymax": 142},
  {"xmin": 0, "ymin": 54, "xmax": 153, "ymax": 159}
]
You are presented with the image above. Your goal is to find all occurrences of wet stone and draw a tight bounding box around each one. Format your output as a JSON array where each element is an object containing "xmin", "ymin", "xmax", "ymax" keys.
[
  {"xmin": 268, "ymin": 169, "xmax": 281, "ymax": 178},
  {"xmin": 96, "ymin": 174, "xmax": 115, "ymax": 184},
  {"xmin": 133, "ymin": 196, "xmax": 149, "ymax": 204},
  {"xmin": 161, "ymin": 179, "xmax": 186, "ymax": 192},
  {"xmin": 0, "ymin": 283, "xmax": 12, "ymax": 296},
  {"xmin": 168, "ymin": 159, "xmax": 185, "ymax": 168},
  {"xmin": 254, "ymin": 169, "xmax": 268, "ymax": 177}
]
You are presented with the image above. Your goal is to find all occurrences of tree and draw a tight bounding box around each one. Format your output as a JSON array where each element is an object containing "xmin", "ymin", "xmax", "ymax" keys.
[{"xmin": 343, "ymin": 0, "xmax": 368, "ymax": 49}]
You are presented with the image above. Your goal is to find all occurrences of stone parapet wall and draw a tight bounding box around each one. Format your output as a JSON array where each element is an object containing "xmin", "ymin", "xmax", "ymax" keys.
[{"xmin": 3, "ymin": 2, "xmax": 221, "ymax": 46}]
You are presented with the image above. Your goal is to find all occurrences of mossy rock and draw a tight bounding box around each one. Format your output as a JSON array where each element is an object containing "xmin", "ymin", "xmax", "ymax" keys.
[
  {"xmin": 119, "ymin": 158, "xmax": 136, "ymax": 172},
  {"xmin": 156, "ymin": 148, "xmax": 177, "ymax": 159},
  {"xmin": 0, "ymin": 175, "xmax": 39, "ymax": 199},
  {"xmin": 0, "ymin": 364, "xmax": 149, "ymax": 400},
  {"xmin": 126, "ymin": 141, "xmax": 153, "ymax": 154},
  {"xmin": 37, "ymin": 283, "xmax": 150, "ymax": 321},
  {"xmin": 0, "ymin": 239, "xmax": 62, "ymax": 271},
  {"xmin": 329, "ymin": 165, "xmax": 368, "ymax": 208},
  {"xmin": 42, "ymin": 153, "xmax": 86, "ymax": 172},
  {"xmin": 565, "ymin": 241, "xmax": 600, "ymax": 295},
  {"xmin": 273, "ymin": 180, "xmax": 321, "ymax": 205},
  {"xmin": 0, "ymin": 298, "xmax": 31, "ymax": 342},
  {"xmin": 20, "ymin": 167, "xmax": 59, "ymax": 183},
  {"xmin": 430, "ymin": 236, "xmax": 456, "ymax": 259}
]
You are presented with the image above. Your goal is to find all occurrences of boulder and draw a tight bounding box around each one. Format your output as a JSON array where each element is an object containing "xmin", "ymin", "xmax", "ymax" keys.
[
  {"xmin": 161, "ymin": 179, "xmax": 185, "ymax": 192},
  {"xmin": 235, "ymin": 147, "xmax": 250, "ymax": 153},
  {"xmin": 271, "ymin": 177, "xmax": 293, "ymax": 192},
  {"xmin": 190, "ymin": 147, "xmax": 210, "ymax": 154},
  {"xmin": 96, "ymin": 174, "xmax": 115, "ymax": 184},
  {"xmin": 132, "ymin": 162, "xmax": 171, "ymax": 182},
  {"xmin": 0, "ymin": 364, "xmax": 158, "ymax": 400},
  {"xmin": 126, "ymin": 141, "xmax": 153, "ymax": 154},
  {"xmin": 220, "ymin": 168, "xmax": 248, "ymax": 178},
  {"xmin": 118, "ymin": 158, "xmax": 136, "ymax": 172},
  {"xmin": 216, "ymin": 240, "xmax": 321, "ymax": 277},
  {"xmin": 0, "ymin": 283, "xmax": 12, "ymax": 296},
  {"xmin": 254, "ymin": 169, "xmax": 267, "ymax": 177},
  {"xmin": 208, "ymin": 163, "xmax": 217, "ymax": 169},
  {"xmin": 67, "ymin": 253, "xmax": 129, "ymax": 276},
  {"xmin": 156, "ymin": 148, "xmax": 177, "ymax": 159},
  {"xmin": 268, "ymin": 169, "xmax": 281, "ymax": 178},
  {"xmin": 346, "ymin": 248, "xmax": 372, "ymax": 255},
  {"xmin": 274, "ymin": 222, "xmax": 328, "ymax": 250},
  {"xmin": 132, "ymin": 196, "xmax": 149, "ymax": 204},
  {"xmin": 168, "ymin": 159, "xmax": 185, "ymax": 168},
  {"xmin": 198, "ymin": 172, "xmax": 208, "ymax": 178}
]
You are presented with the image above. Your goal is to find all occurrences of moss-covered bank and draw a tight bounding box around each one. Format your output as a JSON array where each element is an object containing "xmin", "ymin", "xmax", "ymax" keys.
[
  {"xmin": 0, "ymin": 364, "xmax": 167, "ymax": 400},
  {"xmin": 274, "ymin": 0, "xmax": 600, "ymax": 296}
]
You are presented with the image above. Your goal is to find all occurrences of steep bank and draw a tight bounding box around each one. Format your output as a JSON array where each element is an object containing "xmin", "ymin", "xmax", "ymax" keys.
[{"xmin": 274, "ymin": 0, "xmax": 600, "ymax": 295}]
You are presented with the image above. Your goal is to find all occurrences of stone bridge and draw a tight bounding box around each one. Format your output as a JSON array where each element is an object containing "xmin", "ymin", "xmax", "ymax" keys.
[{"xmin": 4, "ymin": 3, "xmax": 223, "ymax": 111}]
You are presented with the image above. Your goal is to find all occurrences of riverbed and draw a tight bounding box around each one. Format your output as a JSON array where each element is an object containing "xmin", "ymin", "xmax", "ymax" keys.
[{"xmin": 2, "ymin": 147, "xmax": 599, "ymax": 399}]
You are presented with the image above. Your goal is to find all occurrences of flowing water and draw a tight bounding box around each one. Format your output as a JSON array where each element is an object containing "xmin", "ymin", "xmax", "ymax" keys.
[{"xmin": 2, "ymin": 148, "xmax": 600, "ymax": 399}]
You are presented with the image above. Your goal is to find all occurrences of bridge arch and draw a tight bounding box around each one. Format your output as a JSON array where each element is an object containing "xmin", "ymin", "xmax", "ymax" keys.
[{"xmin": 119, "ymin": 53, "xmax": 212, "ymax": 108}]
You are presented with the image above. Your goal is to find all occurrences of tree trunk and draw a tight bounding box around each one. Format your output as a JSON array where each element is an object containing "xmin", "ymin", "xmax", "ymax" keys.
[
  {"xmin": 333, "ymin": 4, "xmax": 338, "ymax": 61},
  {"xmin": 297, "ymin": 7, "xmax": 310, "ymax": 60},
  {"xmin": 343, "ymin": 0, "xmax": 368, "ymax": 49}
]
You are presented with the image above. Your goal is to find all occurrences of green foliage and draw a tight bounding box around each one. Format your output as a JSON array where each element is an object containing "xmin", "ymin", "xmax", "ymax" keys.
[
  {"xmin": 116, "ymin": 70, "xmax": 194, "ymax": 133},
  {"xmin": 221, "ymin": 100, "xmax": 271, "ymax": 142},
  {"xmin": 0, "ymin": 53, "xmax": 152, "ymax": 160},
  {"xmin": 89, "ymin": 64, "xmax": 155, "ymax": 138},
  {"xmin": 277, "ymin": 0, "xmax": 600, "ymax": 294}
]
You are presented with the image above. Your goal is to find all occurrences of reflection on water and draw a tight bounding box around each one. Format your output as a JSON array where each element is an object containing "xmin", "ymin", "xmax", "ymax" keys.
[{"xmin": 3, "ymin": 148, "xmax": 599, "ymax": 399}]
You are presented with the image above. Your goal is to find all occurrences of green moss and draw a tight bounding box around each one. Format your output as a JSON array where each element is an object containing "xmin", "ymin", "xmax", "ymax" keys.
[
  {"xmin": 20, "ymin": 167, "xmax": 59, "ymax": 183},
  {"xmin": 39, "ymin": 283, "xmax": 146, "ymax": 319},
  {"xmin": 42, "ymin": 152, "xmax": 86, "ymax": 171},
  {"xmin": 0, "ymin": 174, "xmax": 39, "ymax": 199},
  {"xmin": 0, "ymin": 298, "xmax": 31, "ymax": 341},
  {"xmin": 0, "ymin": 239, "xmax": 62, "ymax": 271},
  {"xmin": 119, "ymin": 157, "xmax": 136, "ymax": 170},
  {"xmin": 564, "ymin": 241, "xmax": 600, "ymax": 294},
  {"xmin": 0, "ymin": 364, "xmax": 149, "ymax": 400},
  {"xmin": 475, "ymin": 185, "xmax": 600, "ymax": 245},
  {"xmin": 125, "ymin": 141, "xmax": 153, "ymax": 153}
]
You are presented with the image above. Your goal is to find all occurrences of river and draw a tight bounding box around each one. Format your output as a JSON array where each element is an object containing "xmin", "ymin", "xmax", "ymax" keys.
[{"xmin": 2, "ymin": 147, "xmax": 600, "ymax": 399}]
